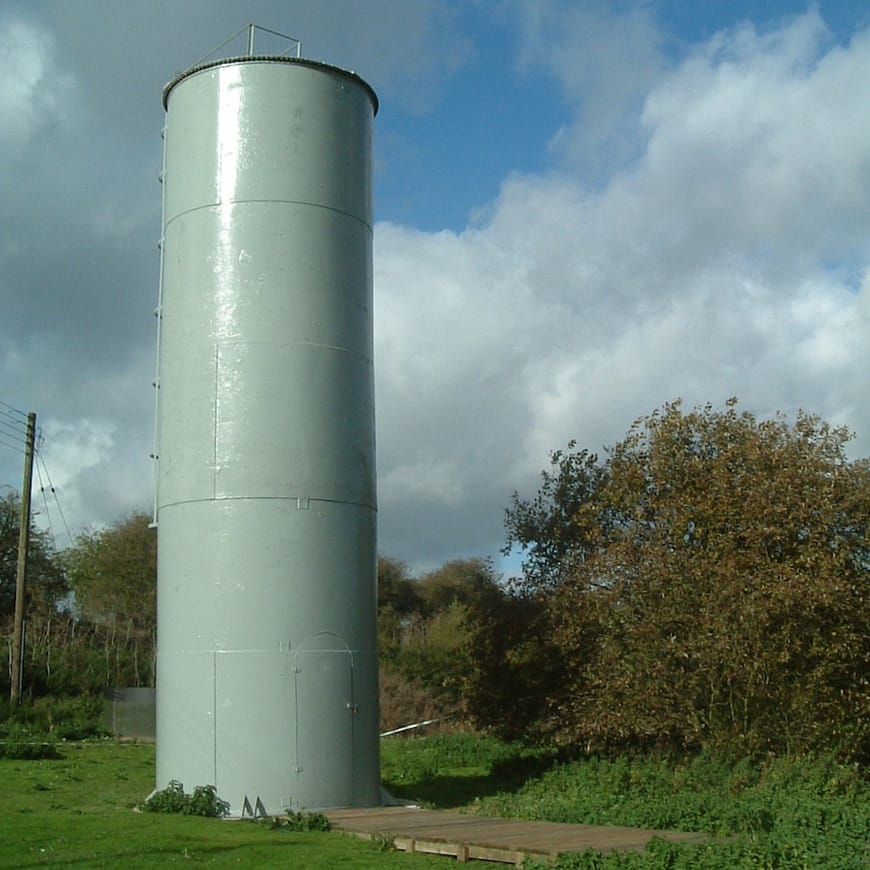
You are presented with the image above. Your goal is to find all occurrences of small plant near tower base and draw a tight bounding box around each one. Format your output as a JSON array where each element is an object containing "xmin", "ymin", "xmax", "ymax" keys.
[
  {"xmin": 142, "ymin": 780, "xmax": 230, "ymax": 817},
  {"xmin": 272, "ymin": 810, "xmax": 331, "ymax": 831}
]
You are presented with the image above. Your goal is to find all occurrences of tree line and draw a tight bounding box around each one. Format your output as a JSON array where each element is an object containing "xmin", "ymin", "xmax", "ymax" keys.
[
  {"xmin": 377, "ymin": 400, "xmax": 869, "ymax": 763},
  {"xmin": 2, "ymin": 399, "xmax": 868, "ymax": 762},
  {"xmin": 0, "ymin": 499, "xmax": 156, "ymax": 698}
]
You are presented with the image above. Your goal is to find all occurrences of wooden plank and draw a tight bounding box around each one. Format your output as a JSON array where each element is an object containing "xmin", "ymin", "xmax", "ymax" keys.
[{"xmin": 327, "ymin": 806, "xmax": 709, "ymax": 864}]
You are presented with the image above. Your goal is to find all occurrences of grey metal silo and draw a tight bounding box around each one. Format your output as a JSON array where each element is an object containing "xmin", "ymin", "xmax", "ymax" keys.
[{"xmin": 154, "ymin": 44, "xmax": 380, "ymax": 814}]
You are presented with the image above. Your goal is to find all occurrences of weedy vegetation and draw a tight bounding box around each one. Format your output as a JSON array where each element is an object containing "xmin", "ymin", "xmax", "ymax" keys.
[
  {"xmin": 1, "ymin": 401, "xmax": 867, "ymax": 868},
  {"xmin": 0, "ymin": 731, "xmax": 867, "ymax": 867},
  {"xmin": 381, "ymin": 735, "xmax": 870, "ymax": 869},
  {"xmin": 272, "ymin": 811, "xmax": 332, "ymax": 832}
]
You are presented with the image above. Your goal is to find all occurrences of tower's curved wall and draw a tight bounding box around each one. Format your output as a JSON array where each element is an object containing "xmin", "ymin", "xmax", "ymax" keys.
[{"xmin": 155, "ymin": 57, "xmax": 379, "ymax": 814}]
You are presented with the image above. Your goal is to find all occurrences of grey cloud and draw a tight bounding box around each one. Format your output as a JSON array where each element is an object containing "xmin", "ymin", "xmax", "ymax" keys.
[
  {"xmin": 0, "ymin": 0, "xmax": 473, "ymax": 552},
  {"xmin": 2, "ymin": 4, "xmax": 868, "ymax": 578}
]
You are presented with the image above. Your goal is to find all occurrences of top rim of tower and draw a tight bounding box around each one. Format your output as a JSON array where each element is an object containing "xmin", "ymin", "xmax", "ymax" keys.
[
  {"xmin": 162, "ymin": 25, "xmax": 378, "ymax": 115},
  {"xmin": 162, "ymin": 55, "xmax": 379, "ymax": 115}
]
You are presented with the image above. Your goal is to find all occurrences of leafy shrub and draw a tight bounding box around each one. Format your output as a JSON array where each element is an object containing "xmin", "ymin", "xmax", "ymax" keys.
[
  {"xmin": 276, "ymin": 811, "xmax": 331, "ymax": 831},
  {"xmin": 187, "ymin": 784, "xmax": 231, "ymax": 818},
  {"xmin": 142, "ymin": 779, "xmax": 188, "ymax": 813},
  {"xmin": 142, "ymin": 780, "xmax": 230, "ymax": 817}
]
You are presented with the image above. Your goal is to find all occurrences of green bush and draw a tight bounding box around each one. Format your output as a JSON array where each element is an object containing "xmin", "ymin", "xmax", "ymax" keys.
[
  {"xmin": 277, "ymin": 811, "xmax": 331, "ymax": 831},
  {"xmin": 141, "ymin": 780, "xmax": 230, "ymax": 817}
]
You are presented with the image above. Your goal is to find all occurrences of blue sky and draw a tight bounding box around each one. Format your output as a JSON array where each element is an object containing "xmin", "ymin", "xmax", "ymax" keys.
[
  {"xmin": 376, "ymin": 6, "xmax": 569, "ymax": 230},
  {"xmin": 378, "ymin": 2, "xmax": 870, "ymax": 232},
  {"xmin": 1, "ymin": 1, "xmax": 868, "ymax": 573}
]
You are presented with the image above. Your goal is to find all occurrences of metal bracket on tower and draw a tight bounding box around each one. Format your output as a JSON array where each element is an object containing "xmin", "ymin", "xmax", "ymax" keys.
[
  {"xmin": 241, "ymin": 796, "xmax": 269, "ymax": 818},
  {"xmin": 244, "ymin": 23, "xmax": 301, "ymax": 57},
  {"xmin": 189, "ymin": 23, "xmax": 301, "ymax": 69}
]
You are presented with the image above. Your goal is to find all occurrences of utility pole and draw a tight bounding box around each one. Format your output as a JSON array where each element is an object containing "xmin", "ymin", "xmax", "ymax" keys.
[{"xmin": 10, "ymin": 412, "xmax": 36, "ymax": 704}]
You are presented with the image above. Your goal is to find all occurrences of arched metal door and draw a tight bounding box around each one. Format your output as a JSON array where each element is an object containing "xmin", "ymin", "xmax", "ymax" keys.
[{"xmin": 293, "ymin": 632, "xmax": 355, "ymax": 809}]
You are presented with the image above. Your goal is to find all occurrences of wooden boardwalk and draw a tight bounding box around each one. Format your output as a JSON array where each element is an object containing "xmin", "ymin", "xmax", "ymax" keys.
[{"xmin": 327, "ymin": 806, "xmax": 708, "ymax": 865}]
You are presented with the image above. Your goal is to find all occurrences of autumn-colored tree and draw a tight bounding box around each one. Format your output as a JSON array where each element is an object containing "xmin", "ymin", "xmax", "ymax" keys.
[
  {"xmin": 505, "ymin": 400, "xmax": 870, "ymax": 760},
  {"xmin": 503, "ymin": 444, "xmax": 607, "ymax": 592},
  {"xmin": 473, "ymin": 444, "xmax": 608, "ymax": 740}
]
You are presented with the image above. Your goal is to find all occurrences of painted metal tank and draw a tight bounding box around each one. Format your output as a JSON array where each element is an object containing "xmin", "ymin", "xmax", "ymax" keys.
[{"xmin": 154, "ymin": 55, "xmax": 380, "ymax": 814}]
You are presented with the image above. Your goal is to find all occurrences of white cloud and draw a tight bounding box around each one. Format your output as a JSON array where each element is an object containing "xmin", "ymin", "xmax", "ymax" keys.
[
  {"xmin": 34, "ymin": 418, "xmax": 116, "ymax": 539},
  {"xmin": 4, "ymin": 4, "xmax": 868, "ymax": 572},
  {"xmin": 39, "ymin": 419, "xmax": 115, "ymax": 484},
  {"xmin": 34, "ymin": 400, "xmax": 154, "ymax": 545},
  {"xmin": 371, "ymin": 10, "xmax": 870, "ymax": 566},
  {"xmin": 638, "ymin": 13, "xmax": 870, "ymax": 276},
  {"xmin": 0, "ymin": 340, "xmax": 156, "ymax": 547}
]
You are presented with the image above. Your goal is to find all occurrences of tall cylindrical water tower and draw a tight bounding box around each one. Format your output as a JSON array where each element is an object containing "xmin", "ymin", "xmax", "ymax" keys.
[{"xmin": 154, "ymin": 51, "xmax": 380, "ymax": 814}]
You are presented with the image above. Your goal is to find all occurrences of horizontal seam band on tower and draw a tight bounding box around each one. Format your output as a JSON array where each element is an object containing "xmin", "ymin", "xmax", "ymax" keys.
[
  {"xmin": 163, "ymin": 199, "xmax": 373, "ymax": 233},
  {"xmin": 156, "ymin": 495, "xmax": 377, "ymax": 512}
]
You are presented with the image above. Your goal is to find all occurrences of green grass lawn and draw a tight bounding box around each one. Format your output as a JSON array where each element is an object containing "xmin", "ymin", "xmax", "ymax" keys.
[
  {"xmin": 1, "ymin": 736, "xmax": 867, "ymax": 868},
  {"xmin": 0, "ymin": 741, "xmax": 442, "ymax": 869}
]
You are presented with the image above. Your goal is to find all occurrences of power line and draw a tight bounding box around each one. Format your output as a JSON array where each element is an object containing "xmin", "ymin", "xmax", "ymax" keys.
[
  {"xmin": 2, "ymin": 405, "xmax": 73, "ymax": 549},
  {"xmin": 0, "ymin": 399, "xmax": 26, "ymax": 417},
  {"xmin": 0, "ymin": 412, "xmax": 27, "ymax": 427},
  {"xmin": 0, "ymin": 402, "xmax": 29, "ymax": 455},
  {"xmin": 35, "ymin": 459, "xmax": 57, "ymax": 545},
  {"xmin": 0, "ymin": 436, "xmax": 25, "ymax": 455},
  {"xmin": 36, "ymin": 452, "xmax": 73, "ymax": 546},
  {"xmin": 0, "ymin": 418, "xmax": 28, "ymax": 441}
]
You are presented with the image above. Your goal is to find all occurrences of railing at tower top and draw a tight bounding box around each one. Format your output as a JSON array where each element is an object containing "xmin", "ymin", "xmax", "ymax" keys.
[{"xmin": 191, "ymin": 23, "xmax": 302, "ymax": 68}]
